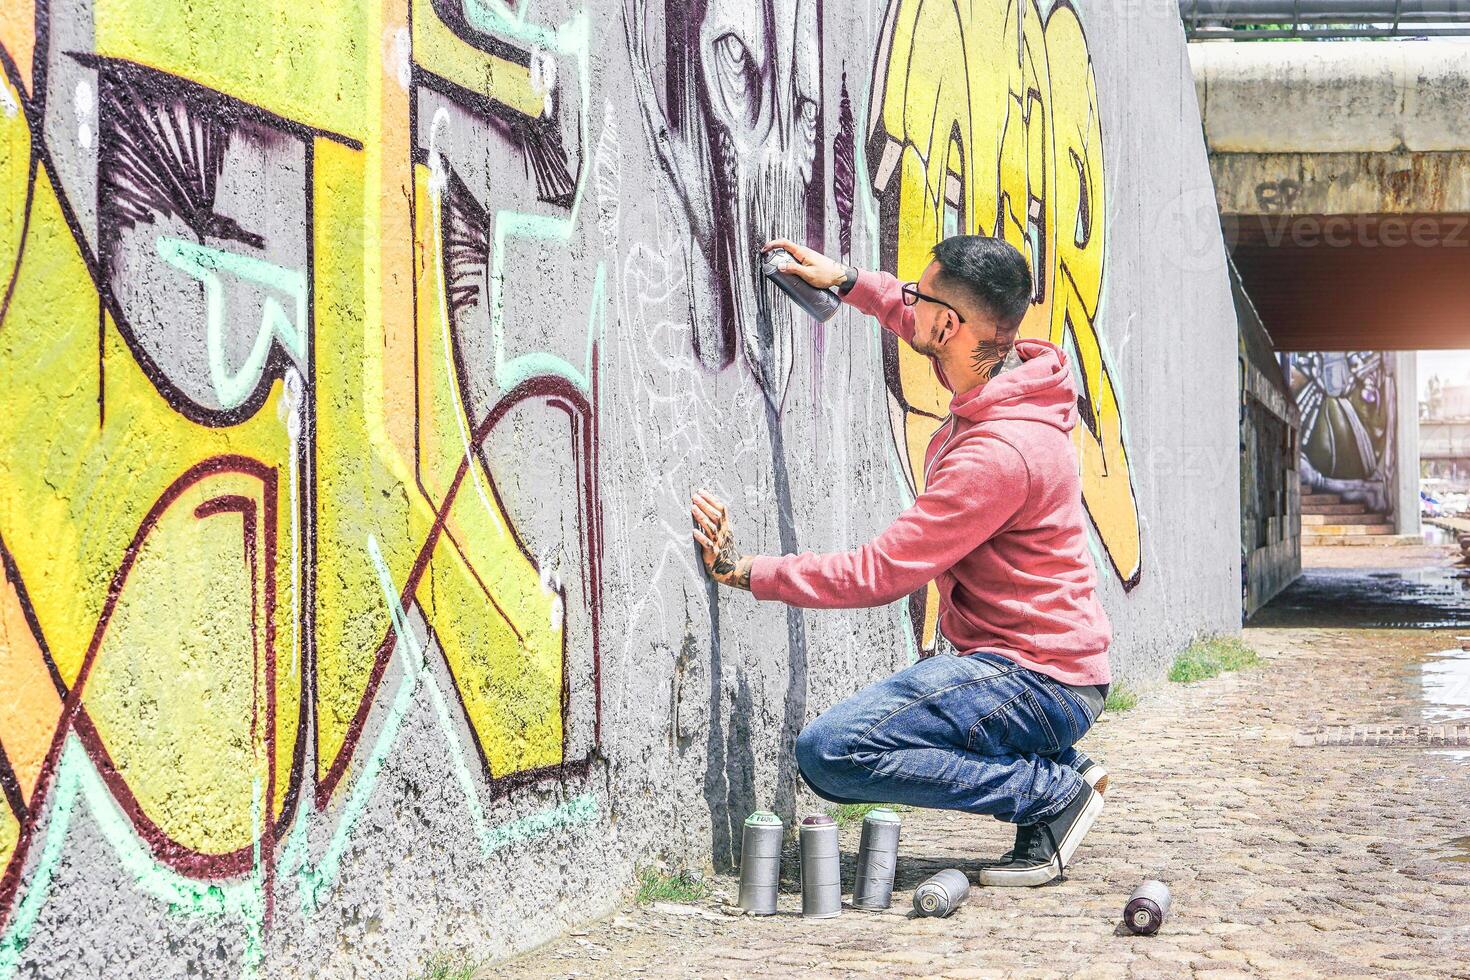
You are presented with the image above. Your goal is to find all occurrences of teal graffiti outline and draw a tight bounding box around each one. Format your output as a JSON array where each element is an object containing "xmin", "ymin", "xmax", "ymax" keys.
[
  {"xmin": 0, "ymin": 739, "xmax": 267, "ymax": 980},
  {"xmin": 448, "ymin": 0, "xmax": 597, "ymax": 395},
  {"xmin": 156, "ymin": 237, "xmax": 308, "ymax": 411},
  {"xmin": 284, "ymin": 537, "xmax": 599, "ymax": 920},
  {"xmin": 0, "ymin": 536, "xmax": 597, "ymax": 979}
]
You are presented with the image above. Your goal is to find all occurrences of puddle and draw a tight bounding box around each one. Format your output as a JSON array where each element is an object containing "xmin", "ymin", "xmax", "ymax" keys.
[
  {"xmin": 1422, "ymin": 524, "xmax": 1459, "ymax": 548},
  {"xmin": 1420, "ymin": 647, "xmax": 1470, "ymax": 724},
  {"xmin": 1437, "ymin": 835, "xmax": 1470, "ymax": 865},
  {"xmin": 1250, "ymin": 568, "xmax": 1470, "ymax": 629}
]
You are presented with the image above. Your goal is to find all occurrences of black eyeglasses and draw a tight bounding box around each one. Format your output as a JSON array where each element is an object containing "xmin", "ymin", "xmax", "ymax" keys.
[{"xmin": 901, "ymin": 282, "xmax": 965, "ymax": 322}]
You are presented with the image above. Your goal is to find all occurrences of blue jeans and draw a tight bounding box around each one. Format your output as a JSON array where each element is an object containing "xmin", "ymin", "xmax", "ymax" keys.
[{"xmin": 795, "ymin": 652, "xmax": 1099, "ymax": 825}]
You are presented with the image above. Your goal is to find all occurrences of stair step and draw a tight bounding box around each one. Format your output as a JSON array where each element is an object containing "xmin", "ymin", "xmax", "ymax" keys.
[
  {"xmin": 1302, "ymin": 533, "xmax": 1423, "ymax": 547},
  {"xmin": 1301, "ymin": 491, "xmax": 1342, "ymax": 505},
  {"xmin": 1302, "ymin": 512, "xmax": 1389, "ymax": 527},
  {"xmin": 1300, "ymin": 502, "xmax": 1368, "ymax": 517},
  {"xmin": 1303, "ymin": 523, "xmax": 1395, "ymax": 536}
]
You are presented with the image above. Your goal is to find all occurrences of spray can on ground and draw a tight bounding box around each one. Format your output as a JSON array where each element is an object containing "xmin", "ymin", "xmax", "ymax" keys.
[
  {"xmin": 738, "ymin": 811, "xmax": 783, "ymax": 915},
  {"xmin": 1123, "ymin": 880, "xmax": 1171, "ymax": 935},
  {"xmin": 799, "ymin": 815, "xmax": 841, "ymax": 918},
  {"xmin": 913, "ymin": 869, "xmax": 970, "ymax": 918},
  {"xmin": 852, "ymin": 808, "xmax": 902, "ymax": 910}
]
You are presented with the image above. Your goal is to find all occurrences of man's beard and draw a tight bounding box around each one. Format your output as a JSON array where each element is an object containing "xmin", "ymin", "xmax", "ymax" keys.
[{"xmin": 911, "ymin": 335, "xmax": 942, "ymax": 358}]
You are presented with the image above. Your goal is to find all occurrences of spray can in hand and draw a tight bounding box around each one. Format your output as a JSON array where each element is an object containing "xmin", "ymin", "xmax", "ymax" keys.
[
  {"xmin": 913, "ymin": 869, "xmax": 970, "ymax": 918},
  {"xmin": 799, "ymin": 815, "xmax": 842, "ymax": 918},
  {"xmin": 1123, "ymin": 880, "xmax": 1172, "ymax": 935},
  {"xmin": 852, "ymin": 808, "xmax": 902, "ymax": 910},
  {"xmin": 760, "ymin": 248, "xmax": 842, "ymax": 322},
  {"xmin": 737, "ymin": 811, "xmax": 783, "ymax": 915}
]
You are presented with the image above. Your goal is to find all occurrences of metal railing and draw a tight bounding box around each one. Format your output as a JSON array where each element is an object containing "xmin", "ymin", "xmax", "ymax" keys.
[{"xmin": 1180, "ymin": 0, "xmax": 1470, "ymax": 38}]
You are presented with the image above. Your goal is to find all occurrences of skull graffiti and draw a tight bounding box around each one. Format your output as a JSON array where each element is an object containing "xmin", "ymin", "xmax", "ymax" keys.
[{"xmin": 625, "ymin": 0, "xmax": 822, "ymax": 406}]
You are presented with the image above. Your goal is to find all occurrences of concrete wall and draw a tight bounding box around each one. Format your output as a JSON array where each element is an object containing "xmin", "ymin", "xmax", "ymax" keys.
[
  {"xmin": 1394, "ymin": 351, "xmax": 1422, "ymax": 535},
  {"xmin": 1236, "ymin": 262, "xmax": 1300, "ymax": 618},
  {"xmin": 0, "ymin": 2, "xmax": 1240, "ymax": 976}
]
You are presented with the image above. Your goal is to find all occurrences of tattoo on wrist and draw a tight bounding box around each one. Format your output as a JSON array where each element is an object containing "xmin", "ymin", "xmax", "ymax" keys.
[{"xmin": 731, "ymin": 557, "xmax": 753, "ymax": 591}]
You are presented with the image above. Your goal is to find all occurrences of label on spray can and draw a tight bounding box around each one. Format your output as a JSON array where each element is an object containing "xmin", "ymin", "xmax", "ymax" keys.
[
  {"xmin": 738, "ymin": 811, "xmax": 783, "ymax": 916},
  {"xmin": 799, "ymin": 815, "xmax": 842, "ymax": 919},
  {"xmin": 852, "ymin": 808, "xmax": 902, "ymax": 911}
]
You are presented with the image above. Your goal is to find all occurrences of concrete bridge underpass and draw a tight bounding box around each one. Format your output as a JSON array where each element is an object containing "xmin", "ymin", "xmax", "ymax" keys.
[{"xmin": 1192, "ymin": 37, "xmax": 1470, "ymax": 351}]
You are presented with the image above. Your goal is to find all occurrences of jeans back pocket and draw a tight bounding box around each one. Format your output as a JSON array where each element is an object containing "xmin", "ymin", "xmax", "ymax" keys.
[{"xmin": 967, "ymin": 688, "xmax": 1062, "ymax": 757}]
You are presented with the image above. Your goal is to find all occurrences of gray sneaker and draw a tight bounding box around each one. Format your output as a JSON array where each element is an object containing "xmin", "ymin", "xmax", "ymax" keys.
[
  {"xmin": 995, "ymin": 759, "xmax": 1107, "ymax": 862},
  {"xmin": 980, "ymin": 783, "xmax": 1104, "ymax": 888}
]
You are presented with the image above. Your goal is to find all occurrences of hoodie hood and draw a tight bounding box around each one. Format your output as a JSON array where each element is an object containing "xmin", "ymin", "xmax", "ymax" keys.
[{"xmin": 950, "ymin": 338, "xmax": 1078, "ymax": 432}]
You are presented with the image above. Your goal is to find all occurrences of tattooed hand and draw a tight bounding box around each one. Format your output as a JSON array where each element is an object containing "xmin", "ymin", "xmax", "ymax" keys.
[{"xmin": 691, "ymin": 490, "xmax": 753, "ymax": 590}]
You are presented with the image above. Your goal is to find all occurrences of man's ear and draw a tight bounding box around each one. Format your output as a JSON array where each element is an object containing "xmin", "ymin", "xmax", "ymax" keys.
[{"xmin": 938, "ymin": 310, "xmax": 962, "ymax": 347}]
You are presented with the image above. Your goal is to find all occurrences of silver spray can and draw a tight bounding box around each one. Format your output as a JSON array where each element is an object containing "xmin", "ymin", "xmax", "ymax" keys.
[
  {"xmin": 913, "ymin": 868, "xmax": 970, "ymax": 918},
  {"xmin": 1123, "ymin": 880, "xmax": 1171, "ymax": 936},
  {"xmin": 799, "ymin": 815, "xmax": 841, "ymax": 918},
  {"xmin": 737, "ymin": 811, "xmax": 783, "ymax": 915},
  {"xmin": 852, "ymin": 808, "xmax": 902, "ymax": 910}
]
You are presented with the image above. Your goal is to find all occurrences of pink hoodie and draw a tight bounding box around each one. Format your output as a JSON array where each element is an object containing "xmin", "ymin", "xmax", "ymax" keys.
[{"xmin": 749, "ymin": 270, "xmax": 1112, "ymax": 685}]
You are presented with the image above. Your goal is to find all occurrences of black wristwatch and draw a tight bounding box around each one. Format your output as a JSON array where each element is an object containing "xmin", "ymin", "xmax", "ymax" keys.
[{"xmin": 837, "ymin": 264, "xmax": 859, "ymax": 295}]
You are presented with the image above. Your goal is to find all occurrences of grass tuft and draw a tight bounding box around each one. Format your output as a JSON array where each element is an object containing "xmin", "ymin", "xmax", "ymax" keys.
[
  {"xmin": 826, "ymin": 803, "xmax": 883, "ymax": 829},
  {"xmin": 825, "ymin": 802, "xmax": 911, "ymax": 829},
  {"xmin": 1168, "ymin": 635, "xmax": 1260, "ymax": 684},
  {"xmin": 415, "ymin": 953, "xmax": 482, "ymax": 980},
  {"xmin": 634, "ymin": 867, "xmax": 711, "ymax": 904},
  {"xmin": 1103, "ymin": 684, "xmax": 1138, "ymax": 713}
]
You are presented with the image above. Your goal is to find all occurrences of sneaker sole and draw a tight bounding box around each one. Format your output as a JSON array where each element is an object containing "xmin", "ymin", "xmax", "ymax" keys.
[{"xmin": 979, "ymin": 788, "xmax": 1105, "ymax": 888}]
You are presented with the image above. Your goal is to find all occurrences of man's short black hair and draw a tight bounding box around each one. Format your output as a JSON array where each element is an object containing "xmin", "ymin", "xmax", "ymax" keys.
[{"xmin": 930, "ymin": 235, "xmax": 1033, "ymax": 331}]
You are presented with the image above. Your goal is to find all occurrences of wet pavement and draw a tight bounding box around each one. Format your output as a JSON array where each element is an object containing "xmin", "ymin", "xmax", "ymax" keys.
[
  {"xmin": 1417, "ymin": 647, "xmax": 1470, "ymax": 724},
  {"xmin": 1248, "ymin": 564, "xmax": 1470, "ymax": 629}
]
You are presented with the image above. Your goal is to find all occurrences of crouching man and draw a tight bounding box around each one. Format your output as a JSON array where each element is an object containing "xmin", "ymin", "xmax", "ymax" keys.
[{"xmin": 691, "ymin": 235, "xmax": 1112, "ymax": 886}]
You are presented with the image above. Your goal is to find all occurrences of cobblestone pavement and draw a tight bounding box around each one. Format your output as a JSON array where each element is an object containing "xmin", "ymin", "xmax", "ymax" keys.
[{"xmin": 495, "ymin": 627, "xmax": 1470, "ymax": 979}]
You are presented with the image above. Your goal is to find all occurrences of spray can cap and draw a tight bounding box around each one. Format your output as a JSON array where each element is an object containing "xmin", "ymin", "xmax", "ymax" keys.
[
  {"xmin": 744, "ymin": 810, "xmax": 782, "ymax": 827},
  {"xmin": 863, "ymin": 808, "xmax": 902, "ymax": 824},
  {"xmin": 801, "ymin": 814, "xmax": 835, "ymax": 826}
]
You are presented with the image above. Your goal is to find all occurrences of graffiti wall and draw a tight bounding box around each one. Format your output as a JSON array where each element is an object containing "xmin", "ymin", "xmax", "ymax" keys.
[
  {"xmin": 0, "ymin": 1, "xmax": 1239, "ymax": 975},
  {"xmin": 1289, "ymin": 352, "xmax": 1397, "ymax": 515}
]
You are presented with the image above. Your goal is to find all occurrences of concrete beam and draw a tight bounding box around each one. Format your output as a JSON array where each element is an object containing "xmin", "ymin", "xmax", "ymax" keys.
[
  {"xmin": 1210, "ymin": 150, "xmax": 1470, "ymax": 215},
  {"xmin": 1192, "ymin": 40, "xmax": 1470, "ymax": 154}
]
